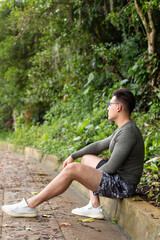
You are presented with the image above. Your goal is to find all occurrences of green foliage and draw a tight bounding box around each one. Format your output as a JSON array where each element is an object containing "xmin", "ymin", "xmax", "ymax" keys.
[
  {"xmin": 0, "ymin": 0, "xmax": 159, "ymax": 131},
  {"xmin": 133, "ymin": 103, "xmax": 160, "ymax": 160},
  {"xmin": 8, "ymin": 89, "xmax": 114, "ymax": 160},
  {"xmin": 8, "ymin": 86, "xmax": 160, "ymax": 162}
]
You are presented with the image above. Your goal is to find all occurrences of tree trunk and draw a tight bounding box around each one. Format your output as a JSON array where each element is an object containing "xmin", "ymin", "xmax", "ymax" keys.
[
  {"xmin": 67, "ymin": 0, "xmax": 73, "ymax": 23},
  {"xmin": 103, "ymin": 0, "xmax": 108, "ymax": 17},
  {"xmin": 13, "ymin": 108, "xmax": 17, "ymax": 131},
  {"xmin": 134, "ymin": 0, "xmax": 159, "ymax": 89},
  {"xmin": 134, "ymin": 0, "xmax": 156, "ymax": 55},
  {"xmin": 147, "ymin": 8, "xmax": 156, "ymax": 55},
  {"xmin": 110, "ymin": 0, "xmax": 114, "ymax": 12}
]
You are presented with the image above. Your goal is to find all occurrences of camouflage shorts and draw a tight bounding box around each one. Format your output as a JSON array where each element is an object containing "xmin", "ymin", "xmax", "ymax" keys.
[{"xmin": 93, "ymin": 159, "xmax": 137, "ymax": 199}]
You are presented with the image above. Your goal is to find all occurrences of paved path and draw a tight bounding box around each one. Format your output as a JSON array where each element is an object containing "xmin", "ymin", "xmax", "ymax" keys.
[{"xmin": 0, "ymin": 151, "xmax": 130, "ymax": 240}]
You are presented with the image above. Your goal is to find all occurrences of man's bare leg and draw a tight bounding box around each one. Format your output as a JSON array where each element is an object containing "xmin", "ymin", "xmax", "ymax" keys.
[
  {"xmin": 1, "ymin": 156, "xmax": 103, "ymax": 218},
  {"xmin": 27, "ymin": 162, "xmax": 102, "ymax": 208},
  {"xmin": 81, "ymin": 154, "xmax": 102, "ymax": 208},
  {"xmin": 70, "ymin": 155, "xmax": 105, "ymax": 219}
]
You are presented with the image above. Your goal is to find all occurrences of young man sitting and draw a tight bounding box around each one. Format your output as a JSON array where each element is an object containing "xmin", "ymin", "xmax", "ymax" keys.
[{"xmin": 2, "ymin": 88, "xmax": 144, "ymax": 219}]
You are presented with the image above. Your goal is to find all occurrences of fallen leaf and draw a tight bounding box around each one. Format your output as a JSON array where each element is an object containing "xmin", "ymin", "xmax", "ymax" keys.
[
  {"xmin": 37, "ymin": 172, "xmax": 48, "ymax": 176},
  {"xmin": 3, "ymin": 224, "xmax": 9, "ymax": 227},
  {"xmin": 44, "ymin": 201, "xmax": 51, "ymax": 204},
  {"xmin": 132, "ymin": 198, "xmax": 143, "ymax": 202},
  {"xmin": 149, "ymin": 201, "xmax": 156, "ymax": 204},
  {"xmin": 31, "ymin": 192, "xmax": 39, "ymax": 195},
  {"xmin": 78, "ymin": 218, "xmax": 94, "ymax": 223},
  {"xmin": 58, "ymin": 200, "xmax": 72, "ymax": 204},
  {"xmin": 53, "ymin": 207, "xmax": 60, "ymax": 210},
  {"xmin": 151, "ymin": 214, "xmax": 159, "ymax": 219},
  {"xmin": 42, "ymin": 214, "xmax": 52, "ymax": 218},
  {"xmin": 59, "ymin": 222, "xmax": 71, "ymax": 226},
  {"xmin": 95, "ymin": 228, "xmax": 101, "ymax": 232},
  {"xmin": 25, "ymin": 227, "xmax": 31, "ymax": 231}
]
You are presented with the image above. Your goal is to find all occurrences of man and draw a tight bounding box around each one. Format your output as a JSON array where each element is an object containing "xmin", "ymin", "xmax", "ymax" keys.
[{"xmin": 2, "ymin": 88, "xmax": 144, "ymax": 219}]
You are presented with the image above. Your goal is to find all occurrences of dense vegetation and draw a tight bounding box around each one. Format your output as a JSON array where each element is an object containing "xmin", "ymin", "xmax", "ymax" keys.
[{"xmin": 0, "ymin": 0, "xmax": 159, "ymax": 207}]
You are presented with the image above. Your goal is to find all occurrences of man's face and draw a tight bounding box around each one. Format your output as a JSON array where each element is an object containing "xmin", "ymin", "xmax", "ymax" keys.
[{"xmin": 107, "ymin": 96, "xmax": 120, "ymax": 121}]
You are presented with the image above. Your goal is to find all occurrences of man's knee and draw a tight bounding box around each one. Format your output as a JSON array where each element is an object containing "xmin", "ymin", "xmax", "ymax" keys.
[{"xmin": 64, "ymin": 162, "xmax": 79, "ymax": 175}]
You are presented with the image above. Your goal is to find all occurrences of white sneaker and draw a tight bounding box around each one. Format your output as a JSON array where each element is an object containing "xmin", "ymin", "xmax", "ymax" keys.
[
  {"xmin": 72, "ymin": 201, "xmax": 105, "ymax": 219},
  {"xmin": 2, "ymin": 198, "xmax": 38, "ymax": 217}
]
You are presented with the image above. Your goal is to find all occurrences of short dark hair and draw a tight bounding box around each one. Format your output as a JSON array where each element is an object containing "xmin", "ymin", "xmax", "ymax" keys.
[{"xmin": 113, "ymin": 88, "xmax": 135, "ymax": 114}]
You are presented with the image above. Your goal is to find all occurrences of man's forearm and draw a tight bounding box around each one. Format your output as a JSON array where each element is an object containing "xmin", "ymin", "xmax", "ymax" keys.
[{"xmin": 71, "ymin": 136, "xmax": 112, "ymax": 160}]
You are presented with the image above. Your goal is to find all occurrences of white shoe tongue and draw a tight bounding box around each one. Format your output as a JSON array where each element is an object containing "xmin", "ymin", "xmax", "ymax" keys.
[
  {"xmin": 18, "ymin": 198, "xmax": 28, "ymax": 207},
  {"xmin": 88, "ymin": 200, "xmax": 92, "ymax": 207}
]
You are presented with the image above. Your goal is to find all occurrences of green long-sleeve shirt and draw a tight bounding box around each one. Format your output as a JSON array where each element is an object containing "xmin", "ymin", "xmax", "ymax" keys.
[{"xmin": 71, "ymin": 121, "xmax": 144, "ymax": 185}]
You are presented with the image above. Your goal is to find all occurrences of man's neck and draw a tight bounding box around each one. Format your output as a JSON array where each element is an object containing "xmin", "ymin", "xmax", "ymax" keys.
[{"xmin": 115, "ymin": 116, "xmax": 131, "ymax": 128}]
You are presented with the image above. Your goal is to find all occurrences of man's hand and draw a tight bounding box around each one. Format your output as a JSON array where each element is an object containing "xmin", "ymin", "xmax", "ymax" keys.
[{"xmin": 62, "ymin": 156, "xmax": 74, "ymax": 169}]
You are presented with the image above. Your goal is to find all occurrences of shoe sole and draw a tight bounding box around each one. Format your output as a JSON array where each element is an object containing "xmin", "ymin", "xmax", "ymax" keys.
[
  {"xmin": 72, "ymin": 211, "xmax": 105, "ymax": 219},
  {"xmin": 2, "ymin": 208, "xmax": 38, "ymax": 218}
]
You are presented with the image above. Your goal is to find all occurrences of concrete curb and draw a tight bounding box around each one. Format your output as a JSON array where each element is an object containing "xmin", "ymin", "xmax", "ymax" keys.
[{"xmin": 0, "ymin": 142, "xmax": 160, "ymax": 240}]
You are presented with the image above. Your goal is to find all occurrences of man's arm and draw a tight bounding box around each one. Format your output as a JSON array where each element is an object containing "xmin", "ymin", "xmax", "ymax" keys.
[{"xmin": 71, "ymin": 135, "xmax": 112, "ymax": 160}]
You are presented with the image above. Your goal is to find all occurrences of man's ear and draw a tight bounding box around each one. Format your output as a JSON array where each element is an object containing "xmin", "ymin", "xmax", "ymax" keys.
[{"xmin": 117, "ymin": 104, "xmax": 122, "ymax": 112}]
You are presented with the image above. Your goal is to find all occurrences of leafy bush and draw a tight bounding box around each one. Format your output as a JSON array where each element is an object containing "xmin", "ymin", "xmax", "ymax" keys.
[{"xmin": 9, "ymin": 88, "xmax": 159, "ymax": 161}]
